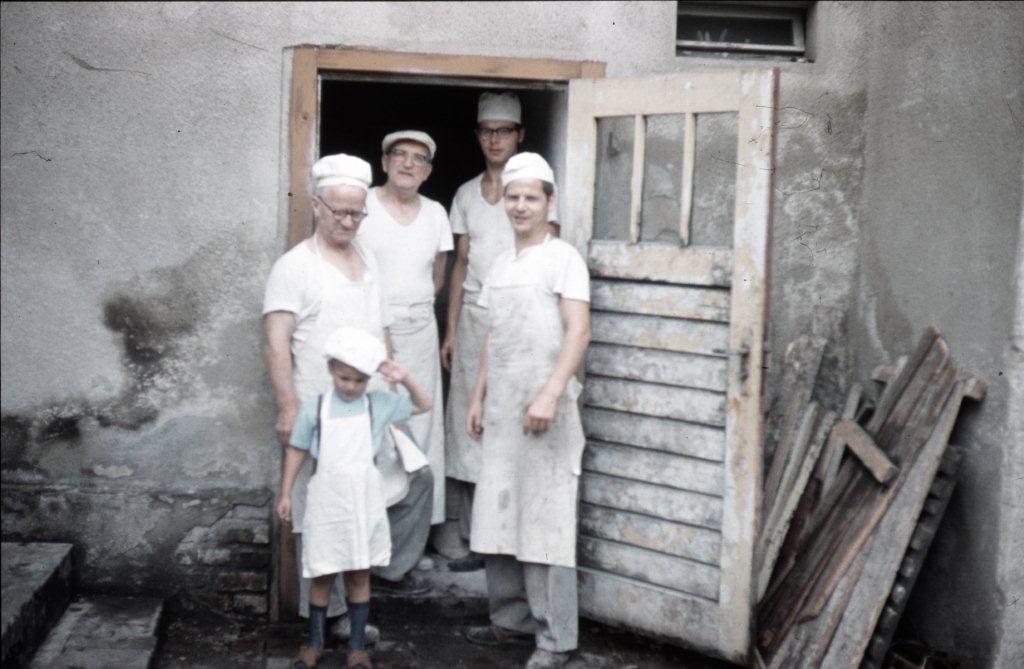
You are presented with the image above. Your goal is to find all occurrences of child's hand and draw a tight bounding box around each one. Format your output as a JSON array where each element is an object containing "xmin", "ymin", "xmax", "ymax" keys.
[
  {"xmin": 276, "ymin": 496, "xmax": 292, "ymax": 524},
  {"xmin": 378, "ymin": 359, "xmax": 408, "ymax": 383}
]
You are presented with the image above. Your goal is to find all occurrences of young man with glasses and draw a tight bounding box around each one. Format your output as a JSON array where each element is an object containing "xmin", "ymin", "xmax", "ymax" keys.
[
  {"xmin": 438, "ymin": 92, "xmax": 558, "ymax": 573},
  {"xmin": 356, "ymin": 131, "xmax": 454, "ymax": 590}
]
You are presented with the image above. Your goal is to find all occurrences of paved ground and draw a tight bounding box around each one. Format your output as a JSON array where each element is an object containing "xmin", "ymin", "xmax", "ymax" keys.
[{"xmin": 154, "ymin": 555, "xmax": 734, "ymax": 669}]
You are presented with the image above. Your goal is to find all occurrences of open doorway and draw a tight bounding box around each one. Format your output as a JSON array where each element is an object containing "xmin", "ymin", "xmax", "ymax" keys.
[{"xmin": 318, "ymin": 76, "xmax": 568, "ymax": 354}]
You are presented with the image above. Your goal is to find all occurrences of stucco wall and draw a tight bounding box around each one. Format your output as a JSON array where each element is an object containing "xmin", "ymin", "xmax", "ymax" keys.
[
  {"xmin": 3, "ymin": 0, "xmax": 1017, "ymax": 662},
  {"xmin": 849, "ymin": 2, "xmax": 1024, "ymax": 666}
]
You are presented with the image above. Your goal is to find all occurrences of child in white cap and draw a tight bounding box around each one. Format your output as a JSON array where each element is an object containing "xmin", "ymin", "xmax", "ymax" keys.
[{"xmin": 276, "ymin": 326, "xmax": 432, "ymax": 669}]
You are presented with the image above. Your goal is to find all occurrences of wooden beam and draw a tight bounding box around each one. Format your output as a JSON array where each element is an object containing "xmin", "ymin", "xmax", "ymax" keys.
[
  {"xmin": 828, "ymin": 420, "xmax": 898, "ymax": 486},
  {"xmin": 315, "ymin": 48, "xmax": 605, "ymax": 81},
  {"xmin": 287, "ymin": 46, "xmax": 319, "ymax": 250}
]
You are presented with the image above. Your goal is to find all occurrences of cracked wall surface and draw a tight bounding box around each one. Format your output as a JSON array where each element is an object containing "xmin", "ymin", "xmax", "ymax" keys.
[{"xmin": 0, "ymin": 1, "xmax": 1020, "ymax": 658}]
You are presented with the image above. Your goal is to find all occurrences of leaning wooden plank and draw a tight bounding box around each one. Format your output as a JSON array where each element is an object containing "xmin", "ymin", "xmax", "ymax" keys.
[
  {"xmin": 814, "ymin": 383, "xmax": 864, "ymax": 490},
  {"xmin": 580, "ymin": 472, "xmax": 723, "ymax": 530},
  {"xmin": 866, "ymin": 326, "xmax": 940, "ymax": 435},
  {"xmin": 757, "ymin": 408, "xmax": 836, "ymax": 602},
  {"xmin": 579, "ymin": 503, "xmax": 722, "ymax": 564},
  {"xmin": 588, "ymin": 241, "xmax": 732, "ymax": 287},
  {"xmin": 582, "ymin": 408, "xmax": 726, "ymax": 461},
  {"xmin": 584, "ymin": 440, "xmax": 725, "ymax": 496},
  {"xmin": 579, "ymin": 536, "xmax": 720, "ymax": 600},
  {"xmin": 590, "ymin": 280, "xmax": 730, "ymax": 322},
  {"xmin": 763, "ymin": 335, "xmax": 827, "ymax": 465},
  {"xmin": 762, "ymin": 395, "xmax": 808, "ymax": 518},
  {"xmin": 586, "ymin": 343, "xmax": 728, "ymax": 392},
  {"xmin": 591, "ymin": 312, "xmax": 730, "ymax": 356},
  {"xmin": 578, "ymin": 568, "xmax": 720, "ymax": 657},
  {"xmin": 821, "ymin": 376, "xmax": 980, "ymax": 668},
  {"xmin": 763, "ymin": 401, "xmax": 819, "ymax": 525},
  {"xmin": 585, "ymin": 376, "xmax": 726, "ymax": 426}
]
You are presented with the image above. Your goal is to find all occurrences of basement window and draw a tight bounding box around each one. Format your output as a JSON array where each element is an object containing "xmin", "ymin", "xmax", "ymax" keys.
[{"xmin": 676, "ymin": 1, "xmax": 810, "ymax": 59}]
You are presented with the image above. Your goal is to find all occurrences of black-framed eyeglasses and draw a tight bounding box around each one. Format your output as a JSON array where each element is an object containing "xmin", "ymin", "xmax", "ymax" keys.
[
  {"xmin": 316, "ymin": 196, "xmax": 368, "ymax": 223},
  {"xmin": 476, "ymin": 125, "xmax": 519, "ymax": 139},
  {"xmin": 386, "ymin": 147, "xmax": 431, "ymax": 165}
]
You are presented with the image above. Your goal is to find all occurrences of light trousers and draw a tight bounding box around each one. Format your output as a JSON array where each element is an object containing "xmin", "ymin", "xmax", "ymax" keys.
[{"xmin": 485, "ymin": 554, "xmax": 578, "ymax": 652}]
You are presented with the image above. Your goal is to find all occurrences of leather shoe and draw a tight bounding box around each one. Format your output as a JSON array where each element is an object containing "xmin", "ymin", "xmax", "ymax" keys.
[
  {"xmin": 370, "ymin": 573, "xmax": 430, "ymax": 596},
  {"xmin": 465, "ymin": 624, "xmax": 534, "ymax": 646}
]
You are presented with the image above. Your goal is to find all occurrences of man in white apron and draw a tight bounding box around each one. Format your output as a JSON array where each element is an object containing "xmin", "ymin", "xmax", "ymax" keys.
[
  {"xmin": 263, "ymin": 153, "xmax": 433, "ymax": 637},
  {"xmin": 356, "ymin": 131, "xmax": 453, "ymax": 556},
  {"xmin": 439, "ymin": 93, "xmax": 559, "ymax": 571},
  {"xmin": 463, "ymin": 153, "xmax": 590, "ymax": 669}
]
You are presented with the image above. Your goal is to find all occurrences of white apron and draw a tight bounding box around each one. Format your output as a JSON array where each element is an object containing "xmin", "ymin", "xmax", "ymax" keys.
[
  {"xmin": 302, "ymin": 395, "xmax": 391, "ymax": 576},
  {"xmin": 290, "ymin": 236, "xmax": 386, "ymax": 533},
  {"xmin": 389, "ymin": 301, "xmax": 445, "ymax": 525},
  {"xmin": 469, "ymin": 282, "xmax": 586, "ymax": 568},
  {"xmin": 444, "ymin": 294, "xmax": 489, "ymax": 483}
]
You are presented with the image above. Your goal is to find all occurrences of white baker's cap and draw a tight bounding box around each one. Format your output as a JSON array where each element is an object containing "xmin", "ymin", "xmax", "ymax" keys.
[
  {"xmin": 501, "ymin": 152, "xmax": 555, "ymax": 188},
  {"xmin": 322, "ymin": 326, "xmax": 388, "ymax": 376},
  {"xmin": 382, "ymin": 130, "xmax": 436, "ymax": 160},
  {"xmin": 478, "ymin": 92, "xmax": 521, "ymax": 124},
  {"xmin": 312, "ymin": 154, "xmax": 372, "ymax": 192}
]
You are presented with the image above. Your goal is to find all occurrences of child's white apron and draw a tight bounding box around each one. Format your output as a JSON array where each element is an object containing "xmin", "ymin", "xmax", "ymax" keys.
[{"xmin": 302, "ymin": 395, "xmax": 391, "ymax": 577}]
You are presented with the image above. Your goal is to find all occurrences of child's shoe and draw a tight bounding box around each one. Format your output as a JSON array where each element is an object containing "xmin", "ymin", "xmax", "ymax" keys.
[
  {"xmin": 347, "ymin": 649, "xmax": 373, "ymax": 669},
  {"xmin": 291, "ymin": 646, "xmax": 323, "ymax": 669}
]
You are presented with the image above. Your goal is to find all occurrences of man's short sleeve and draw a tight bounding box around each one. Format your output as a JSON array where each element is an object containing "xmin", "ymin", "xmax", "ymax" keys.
[
  {"xmin": 551, "ymin": 243, "xmax": 590, "ymax": 303},
  {"xmin": 450, "ymin": 188, "xmax": 468, "ymax": 236},
  {"xmin": 435, "ymin": 202, "xmax": 455, "ymax": 253},
  {"xmin": 263, "ymin": 252, "xmax": 306, "ymax": 316},
  {"xmin": 288, "ymin": 396, "xmax": 320, "ymax": 452}
]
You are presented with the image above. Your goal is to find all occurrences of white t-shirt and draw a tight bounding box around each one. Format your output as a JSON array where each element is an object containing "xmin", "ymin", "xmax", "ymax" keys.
[
  {"xmin": 478, "ymin": 235, "xmax": 590, "ymax": 309},
  {"xmin": 357, "ymin": 188, "xmax": 454, "ymax": 306},
  {"xmin": 262, "ymin": 240, "xmax": 393, "ymax": 356},
  {"xmin": 451, "ymin": 173, "xmax": 560, "ymax": 295}
]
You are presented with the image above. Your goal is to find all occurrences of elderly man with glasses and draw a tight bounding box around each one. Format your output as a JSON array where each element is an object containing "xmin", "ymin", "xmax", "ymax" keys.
[
  {"xmin": 263, "ymin": 153, "xmax": 436, "ymax": 641},
  {"xmin": 356, "ymin": 131, "xmax": 454, "ymax": 589}
]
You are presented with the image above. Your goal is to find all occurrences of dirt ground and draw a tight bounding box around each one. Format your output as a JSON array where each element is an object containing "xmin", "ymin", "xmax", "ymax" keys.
[{"xmin": 154, "ymin": 594, "xmax": 734, "ymax": 669}]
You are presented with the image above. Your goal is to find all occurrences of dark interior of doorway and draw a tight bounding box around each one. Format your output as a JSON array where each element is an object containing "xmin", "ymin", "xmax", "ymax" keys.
[{"xmin": 320, "ymin": 79, "xmax": 563, "ymax": 393}]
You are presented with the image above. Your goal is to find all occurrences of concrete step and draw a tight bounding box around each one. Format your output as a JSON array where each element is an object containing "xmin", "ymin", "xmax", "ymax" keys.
[
  {"xmin": 1, "ymin": 541, "xmax": 75, "ymax": 666},
  {"xmin": 29, "ymin": 596, "xmax": 164, "ymax": 669}
]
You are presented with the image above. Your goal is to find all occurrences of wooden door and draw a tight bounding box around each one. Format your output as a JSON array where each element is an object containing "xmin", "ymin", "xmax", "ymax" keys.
[{"xmin": 563, "ymin": 70, "xmax": 777, "ymax": 663}]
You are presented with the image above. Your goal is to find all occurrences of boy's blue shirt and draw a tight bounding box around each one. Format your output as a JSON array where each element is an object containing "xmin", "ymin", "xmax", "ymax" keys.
[{"xmin": 288, "ymin": 390, "xmax": 412, "ymax": 459}]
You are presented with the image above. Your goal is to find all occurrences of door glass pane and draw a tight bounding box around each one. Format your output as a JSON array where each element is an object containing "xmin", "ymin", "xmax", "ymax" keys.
[
  {"xmin": 691, "ymin": 113, "xmax": 738, "ymax": 247},
  {"xmin": 640, "ymin": 114, "xmax": 686, "ymax": 243},
  {"xmin": 593, "ymin": 116, "xmax": 634, "ymax": 241}
]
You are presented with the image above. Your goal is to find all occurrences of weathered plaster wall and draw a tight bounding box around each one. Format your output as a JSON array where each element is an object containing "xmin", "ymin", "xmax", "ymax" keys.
[{"xmin": 848, "ymin": 2, "xmax": 1024, "ymax": 666}]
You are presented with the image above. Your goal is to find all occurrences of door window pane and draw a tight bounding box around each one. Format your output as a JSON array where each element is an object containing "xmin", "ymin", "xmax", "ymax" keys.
[
  {"xmin": 593, "ymin": 116, "xmax": 635, "ymax": 241},
  {"xmin": 640, "ymin": 114, "xmax": 686, "ymax": 243},
  {"xmin": 691, "ymin": 112, "xmax": 738, "ymax": 247}
]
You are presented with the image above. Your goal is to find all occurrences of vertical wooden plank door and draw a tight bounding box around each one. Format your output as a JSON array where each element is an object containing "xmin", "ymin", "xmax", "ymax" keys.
[{"xmin": 563, "ymin": 70, "xmax": 777, "ymax": 663}]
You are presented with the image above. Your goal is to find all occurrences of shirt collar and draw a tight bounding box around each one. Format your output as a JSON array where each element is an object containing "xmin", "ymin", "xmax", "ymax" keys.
[{"xmin": 512, "ymin": 233, "xmax": 552, "ymax": 260}]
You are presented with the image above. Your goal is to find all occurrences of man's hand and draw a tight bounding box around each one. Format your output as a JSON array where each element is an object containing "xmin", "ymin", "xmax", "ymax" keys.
[
  {"xmin": 524, "ymin": 391, "xmax": 559, "ymax": 436},
  {"xmin": 467, "ymin": 397, "xmax": 484, "ymax": 440},
  {"xmin": 275, "ymin": 399, "xmax": 300, "ymax": 446},
  {"xmin": 276, "ymin": 495, "xmax": 292, "ymax": 524},
  {"xmin": 440, "ymin": 336, "xmax": 455, "ymax": 371}
]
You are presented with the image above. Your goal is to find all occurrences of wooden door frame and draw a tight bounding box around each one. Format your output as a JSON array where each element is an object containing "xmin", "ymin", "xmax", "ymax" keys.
[
  {"xmin": 277, "ymin": 47, "xmax": 605, "ymax": 620},
  {"xmin": 286, "ymin": 46, "xmax": 605, "ymax": 250}
]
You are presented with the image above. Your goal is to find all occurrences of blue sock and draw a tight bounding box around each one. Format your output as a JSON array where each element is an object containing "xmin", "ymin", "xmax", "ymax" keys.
[
  {"xmin": 346, "ymin": 600, "xmax": 370, "ymax": 651},
  {"xmin": 308, "ymin": 604, "xmax": 327, "ymax": 650}
]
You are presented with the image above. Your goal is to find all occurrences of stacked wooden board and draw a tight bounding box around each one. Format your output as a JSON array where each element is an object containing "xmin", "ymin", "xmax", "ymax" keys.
[{"xmin": 755, "ymin": 326, "xmax": 985, "ymax": 667}]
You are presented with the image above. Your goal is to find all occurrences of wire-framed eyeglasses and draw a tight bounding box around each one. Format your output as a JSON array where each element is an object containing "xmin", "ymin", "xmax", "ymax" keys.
[
  {"xmin": 476, "ymin": 125, "xmax": 519, "ymax": 139},
  {"xmin": 317, "ymin": 196, "xmax": 368, "ymax": 223}
]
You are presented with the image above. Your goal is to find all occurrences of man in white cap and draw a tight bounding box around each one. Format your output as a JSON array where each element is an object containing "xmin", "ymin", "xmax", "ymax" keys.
[
  {"xmin": 463, "ymin": 153, "xmax": 590, "ymax": 669},
  {"xmin": 438, "ymin": 92, "xmax": 559, "ymax": 572},
  {"xmin": 356, "ymin": 131, "xmax": 453, "ymax": 584},
  {"xmin": 263, "ymin": 153, "xmax": 434, "ymax": 637}
]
